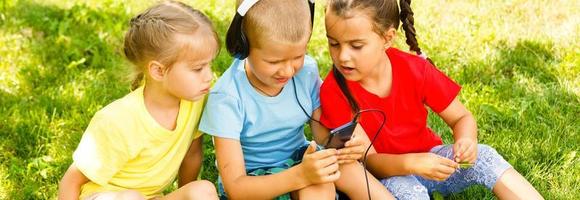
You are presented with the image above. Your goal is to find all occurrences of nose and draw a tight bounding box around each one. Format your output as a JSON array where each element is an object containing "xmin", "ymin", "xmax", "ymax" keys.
[
  {"xmin": 278, "ymin": 61, "xmax": 295, "ymax": 77},
  {"xmin": 203, "ymin": 67, "xmax": 214, "ymax": 82},
  {"xmin": 338, "ymin": 48, "xmax": 351, "ymax": 63}
]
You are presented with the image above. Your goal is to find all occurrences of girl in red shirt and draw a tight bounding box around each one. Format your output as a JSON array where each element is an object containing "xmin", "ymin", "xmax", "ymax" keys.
[{"xmin": 320, "ymin": 0, "xmax": 543, "ymax": 199}]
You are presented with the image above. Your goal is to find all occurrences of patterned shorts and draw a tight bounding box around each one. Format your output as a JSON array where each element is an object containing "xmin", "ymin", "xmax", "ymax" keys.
[{"xmin": 380, "ymin": 144, "xmax": 512, "ymax": 200}]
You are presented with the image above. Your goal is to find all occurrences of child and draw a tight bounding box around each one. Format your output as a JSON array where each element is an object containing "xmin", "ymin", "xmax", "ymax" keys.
[
  {"xmin": 58, "ymin": 1, "xmax": 220, "ymax": 199},
  {"xmin": 320, "ymin": 0, "xmax": 544, "ymax": 199},
  {"xmin": 199, "ymin": 0, "xmax": 393, "ymax": 199}
]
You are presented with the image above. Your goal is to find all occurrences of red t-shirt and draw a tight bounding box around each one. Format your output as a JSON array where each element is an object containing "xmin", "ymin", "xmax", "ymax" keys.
[{"xmin": 320, "ymin": 48, "xmax": 461, "ymax": 154}]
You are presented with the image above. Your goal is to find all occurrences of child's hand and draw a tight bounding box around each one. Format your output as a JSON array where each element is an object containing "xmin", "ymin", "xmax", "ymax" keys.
[
  {"xmin": 337, "ymin": 134, "xmax": 365, "ymax": 164},
  {"xmin": 299, "ymin": 141, "xmax": 340, "ymax": 185},
  {"xmin": 412, "ymin": 153, "xmax": 458, "ymax": 182},
  {"xmin": 453, "ymin": 138, "xmax": 478, "ymax": 164}
]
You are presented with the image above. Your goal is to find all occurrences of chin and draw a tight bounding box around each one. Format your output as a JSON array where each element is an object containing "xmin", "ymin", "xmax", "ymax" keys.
[
  {"xmin": 184, "ymin": 94, "xmax": 205, "ymax": 102},
  {"xmin": 341, "ymin": 74, "xmax": 361, "ymax": 82}
]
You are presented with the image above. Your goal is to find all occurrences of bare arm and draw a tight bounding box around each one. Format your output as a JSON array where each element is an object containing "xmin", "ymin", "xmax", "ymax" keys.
[
  {"xmin": 359, "ymin": 131, "xmax": 420, "ymax": 178},
  {"xmin": 58, "ymin": 164, "xmax": 90, "ymax": 200},
  {"xmin": 178, "ymin": 136, "xmax": 203, "ymax": 187},
  {"xmin": 437, "ymin": 97, "xmax": 478, "ymax": 163},
  {"xmin": 214, "ymin": 137, "xmax": 338, "ymax": 200},
  {"xmin": 310, "ymin": 108, "xmax": 330, "ymax": 145}
]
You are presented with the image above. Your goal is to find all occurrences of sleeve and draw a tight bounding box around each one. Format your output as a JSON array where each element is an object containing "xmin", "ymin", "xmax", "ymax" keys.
[
  {"xmin": 306, "ymin": 57, "xmax": 322, "ymax": 111},
  {"xmin": 72, "ymin": 112, "xmax": 131, "ymax": 186},
  {"xmin": 422, "ymin": 62, "xmax": 461, "ymax": 113},
  {"xmin": 198, "ymin": 92, "xmax": 244, "ymax": 140},
  {"xmin": 319, "ymin": 79, "xmax": 355, "ymax": 129}
]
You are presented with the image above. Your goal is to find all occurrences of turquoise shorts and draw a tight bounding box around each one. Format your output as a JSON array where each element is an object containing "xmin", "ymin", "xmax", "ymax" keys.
[{"xmin": 218, "ymin": 143, "xmax": 322, "ymax": 200}]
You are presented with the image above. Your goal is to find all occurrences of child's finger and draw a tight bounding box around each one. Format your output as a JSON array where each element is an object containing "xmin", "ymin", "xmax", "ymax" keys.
[
  {"xmin": 440, "ymin": 156, "xmax": 459, "ymax": 169},
  {"xmin": 453, "ymin": 143, "xmax": 462, "ymax": 162},
  {"xmin": 338, "ymin": 146, "xmax": 363, "ymax": 155},
  {"xmin": 316, "ymin": 154, "xmax": 339, "ymax": 168},
  {"xmin": 338, "ymin": 159, "xmax": 355, "ymax": 165},
  {"xmin": 311, "ymin": 149, "xmax": 338, "ymax": 160},
  {"xmin": 344, "ymin": 136, "xmax": 362, "ymax": 146},
  {"xmin": 323, "ymin": 170, "xmax": 341, "ymax": 182},
  {"xmin": 320, "ymin": 162, "xmax": 340, "ymax": 176},
  {"xmin": 303, "ymin": 141, "xmax": 318, "ymax": 156},
  {"xmin": 338, "ymin": 154, "xmax": 361, "ymax": 161}
]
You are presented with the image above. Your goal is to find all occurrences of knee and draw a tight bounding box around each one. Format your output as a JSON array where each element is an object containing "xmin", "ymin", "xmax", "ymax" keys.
[
  {"xmin": 298, "ymin": 183, "xmax": 335, "ymax": 200},
  {"xmin": 184, "ymin": 180, "xmax": 218, "ymax": 199},
  {"xmin": 116, "ymin": 190, "xmax": 146, "ymax": 200},
  {"xmin": 477, "ymin": 144, "xmax": 502, "ymax": 163},
  {"xmin": 382, "ymin": 176, "xmax": 429, "ymax": 200}
]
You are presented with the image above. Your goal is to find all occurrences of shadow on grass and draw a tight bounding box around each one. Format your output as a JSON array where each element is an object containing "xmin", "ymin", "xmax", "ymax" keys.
[{"xmin": 1, "ymin": 0, "xmax": 229, "ymax": 198}]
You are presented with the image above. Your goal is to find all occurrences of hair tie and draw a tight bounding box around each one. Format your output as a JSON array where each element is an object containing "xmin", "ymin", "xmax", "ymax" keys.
[{"xmin": 418, "ymin": 52, "xmax": 428, "ymax": 60}]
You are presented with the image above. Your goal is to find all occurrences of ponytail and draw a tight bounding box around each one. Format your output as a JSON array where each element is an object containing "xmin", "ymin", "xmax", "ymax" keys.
[
  {"xmin": 399, "ymin": 0, "xmax": 435, "ymax": 65},
  {"xmin": 130, "ymin": 72, "xmax": 144, "ymax": 90},
  {"xmin": 332, "ymin": 67, "xmax": 359, "ymax": 114}
]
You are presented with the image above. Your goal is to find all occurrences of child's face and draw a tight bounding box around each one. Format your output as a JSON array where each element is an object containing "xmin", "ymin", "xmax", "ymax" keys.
[
  {"xmin": 163, "ymin": 39, "xmax": 216, "ymax": 102},
  {"xmin": 246, "ymin": 39, "xmax": 308, "ymax": 91},
  {"xmin": 325, "ymin": 11, "xmax": 390, "ymax": 82}
]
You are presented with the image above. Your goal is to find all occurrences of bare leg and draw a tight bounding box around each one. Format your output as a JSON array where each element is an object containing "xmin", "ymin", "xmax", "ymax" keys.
[
  {"xmin": 335, "ymin": 162, "xmax": 395, "ymax": 200},
  {"xmin": 292, "ymin": 182, "xmax": 335, "ymax": 200},
  {"xmin": 161, "ymin": 180, "xmax": 218, "ymax": 200},
  {"xmin": 84, "ymin": 190, "xmax": 146, "ymax": 200},
  {"xmin": 493, "ymin": 168, "xmax": 543, "ymax": 200}
]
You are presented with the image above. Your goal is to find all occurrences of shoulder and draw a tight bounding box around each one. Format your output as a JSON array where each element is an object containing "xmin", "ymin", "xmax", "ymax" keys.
[
  {"xmin": 210, "ymin": 59, "xmax": 246, "ymax": 99},
  {"xmin": 93, "ymin": 90, "xmax": 142, "ymax": 126},
  {"xmin": 387, "ymin": 47, "xmax": 431, "ymax": 82},
  {"xmin": 296, "ymin": 55, "xmax": 319, "ymax": 77},
  {"xmin": 320, "ymin": 69, "xmax": 341, "ymax": 95},
  {"xmin": 293, "ymin": 55, "xmax": 320, "ymax": 87}
]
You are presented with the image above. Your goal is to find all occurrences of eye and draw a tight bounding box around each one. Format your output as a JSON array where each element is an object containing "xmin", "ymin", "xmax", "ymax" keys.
[
  {"xmin": 329, "ymin": 42, "xmax": 339, "ymax": 47},
  {"xmin": 352, "ymin": 44, "xmax": 364, "ymax": 49},
  {"xmin": 192, "ymin": 64, "xmax": 207, "ymax": 72}
]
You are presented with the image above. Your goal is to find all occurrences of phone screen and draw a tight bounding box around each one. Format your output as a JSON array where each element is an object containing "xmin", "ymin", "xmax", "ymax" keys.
[{"xmin": 325, "ymin": 121, "xmax": 356, "ymax": 149}]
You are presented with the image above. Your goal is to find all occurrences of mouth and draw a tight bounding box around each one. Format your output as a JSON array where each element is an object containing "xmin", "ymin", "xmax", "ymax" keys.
[
  {"xmin": 201, "ymin": 87, "xmax": 210, "ymax": 93},
  {"xmin": 275, "ymin": 77, "xmax": 290, "ymax": 83},
  {"xmin": 339, "ymin": 66, "xmax": 356, "ymax": 74}
]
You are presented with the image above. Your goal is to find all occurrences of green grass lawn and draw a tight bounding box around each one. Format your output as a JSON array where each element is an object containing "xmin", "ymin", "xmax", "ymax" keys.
[{"xmin": 1, "ymin": 0, "xmax": 578, "ymax": 199}]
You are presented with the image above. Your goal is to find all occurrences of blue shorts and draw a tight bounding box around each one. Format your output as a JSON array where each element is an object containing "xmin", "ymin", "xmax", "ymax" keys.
[
  {"xmin": 380, "ymin": 144, "xmax": 512, "ymax": 200},
  {"xmin": 218, "ymin": 143, "xmax": 322, "ymax": 200}
]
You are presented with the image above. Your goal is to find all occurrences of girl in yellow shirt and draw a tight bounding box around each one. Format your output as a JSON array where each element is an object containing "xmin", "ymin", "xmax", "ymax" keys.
[{"xmin": 58, "ymin": 1, "xmax": 220, "ymax": 199}]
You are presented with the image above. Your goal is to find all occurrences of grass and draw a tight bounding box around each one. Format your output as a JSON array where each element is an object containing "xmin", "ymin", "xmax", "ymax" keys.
[{"xmin": 0, "ymin": 0, "xmax": 578, "ymax": 199}]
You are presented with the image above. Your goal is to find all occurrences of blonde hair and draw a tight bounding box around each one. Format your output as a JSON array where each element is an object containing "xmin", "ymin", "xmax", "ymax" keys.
[
  {"xmin": 124, "ymin": 0, "xmax": 220, "ymax": 89},
  {"xmin": 240, "ymin": 0, "xmax": 312, "ymax": 47}
]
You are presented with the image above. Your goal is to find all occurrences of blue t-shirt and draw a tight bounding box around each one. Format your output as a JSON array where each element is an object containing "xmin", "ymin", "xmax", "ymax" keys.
[{"xmin": 199, "ymin": 56, "xmax": 321, "ymax": 170}]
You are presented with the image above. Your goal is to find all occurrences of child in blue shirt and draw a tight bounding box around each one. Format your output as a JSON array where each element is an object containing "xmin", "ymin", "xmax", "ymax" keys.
[{"xmin": 199, "ymin": 0, "xmax": 393, "ymax": 199}]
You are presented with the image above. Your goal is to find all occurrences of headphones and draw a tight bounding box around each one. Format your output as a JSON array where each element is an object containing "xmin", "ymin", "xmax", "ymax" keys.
[{"xmin": 226, "ymin": 0, "xmax": 315, "ymax": 59}]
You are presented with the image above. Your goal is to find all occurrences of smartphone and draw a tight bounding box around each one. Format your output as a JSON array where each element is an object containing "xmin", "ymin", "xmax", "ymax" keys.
[{"xmin": 324, "ymin": 121, "xmax": 357, "ymax": 149}]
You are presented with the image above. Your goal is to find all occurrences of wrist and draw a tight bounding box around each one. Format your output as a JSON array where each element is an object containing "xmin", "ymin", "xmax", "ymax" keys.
[
  {"xmin": 292, "ymin": 163, "xmax": 310, "ymax": 188},
  {"xmin": 403, "ymin": 153, "xmax": 419, "ymax": 174}
]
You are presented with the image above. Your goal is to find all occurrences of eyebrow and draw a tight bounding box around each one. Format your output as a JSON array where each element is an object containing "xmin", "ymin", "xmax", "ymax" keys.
[{"xmin": 326, "ymin": 35, "xmax": 366, "ymax": 43}]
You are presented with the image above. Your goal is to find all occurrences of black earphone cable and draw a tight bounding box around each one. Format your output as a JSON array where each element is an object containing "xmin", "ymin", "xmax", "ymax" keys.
[
  {"xmin": 293, "ymin": 77, "xmax": 386, "ymax": 200},
  {"xmin": 292, "ymin": 77, "xmax": 322, "ymax": 124},
  {"xmin": 356, "ymin": 109, "xmax": 386, "ymax": 200}
]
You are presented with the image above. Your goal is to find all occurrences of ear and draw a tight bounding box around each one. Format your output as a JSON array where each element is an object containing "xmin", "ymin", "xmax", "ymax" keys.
[
  {"xmin": 382, "ymin": 27, "xmax": 397, "ymax": 48},
  {"xmin": 147, "ymin": 60, "xmax": 166, "ymax": 81}
]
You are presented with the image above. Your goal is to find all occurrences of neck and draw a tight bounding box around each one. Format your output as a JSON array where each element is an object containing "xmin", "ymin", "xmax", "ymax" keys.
[
  {"xmin": 245, "ymin": 61, "xmax": 283, "ymax": 97},
  {"xmin": 361, "ymin": 54, "xmax": 390, "ymax": 87},
  {"xmin": 143, "ymin": 80, "xmax": 181, "ymax": 111},
  {"xmin": 359, "ymin": 54, "xmax": 392, "ymax": 97}
]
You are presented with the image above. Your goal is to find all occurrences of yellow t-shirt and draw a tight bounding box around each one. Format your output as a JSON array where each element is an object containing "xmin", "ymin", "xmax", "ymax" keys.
[{"xmin": 73, "ymin": 86, "xmax": 204, "ymax": 199}]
